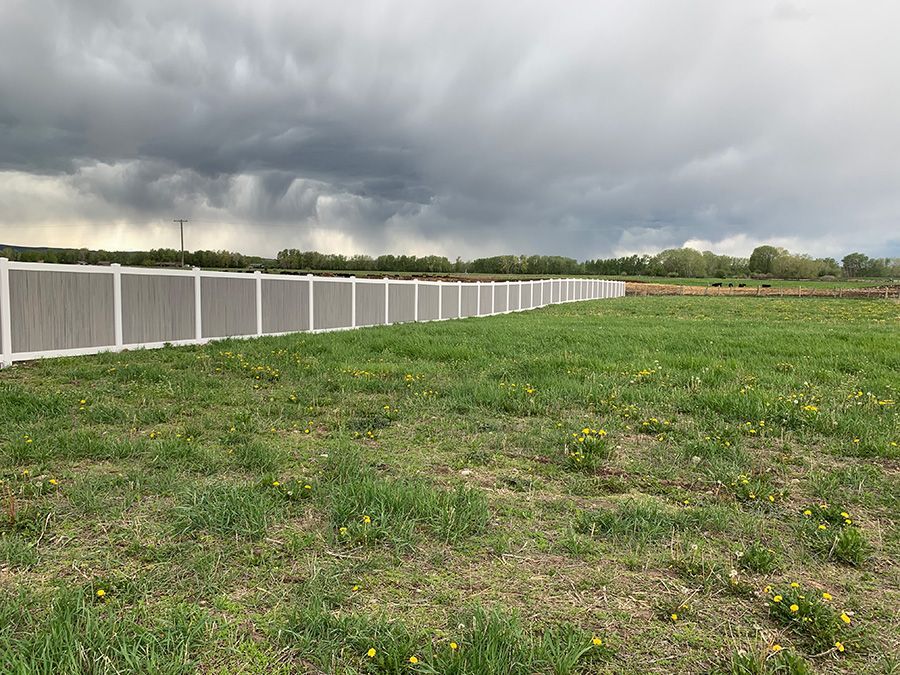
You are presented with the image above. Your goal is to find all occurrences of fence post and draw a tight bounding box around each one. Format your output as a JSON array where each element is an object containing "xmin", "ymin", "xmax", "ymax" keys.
[
  {"xmin": 351, "ymin": 276, "xmax": 357, "ymax": 328},
  {"xmin": 193, "ymin": 267, "xmax": 203, "ymax": 341},
  {"xmin": 0, "ymin": 258, "xmax": 12, "ymax": 368},
  {"xmin": 491, "ymin": 281, "xmax": 496, "ymax": 314},
  {"xmin": 413, "ymin": 278, "xmax": 418, "ymax": 322},
  {"xmin": 457, "ymin": 280, "xmax": 462, "ymax": 318},
  {"xmin": 254, "ymin": 271, "xmax": 263, "ymax": 336},
  {"xmin": 111, "ymin": 263, "xmax": 123, "ymax": 350},
  {"xmin": 476, "ymin": 281, "xmax": 481, "ymax": 315},
  {"xmin": 307, "ymin": 274, "xmax": 315, "ymax": 332},
  {"xmin": 506, "ymin": 280, "xmax": 510, "ymax": 313},
  {"xmin": 384, "ymin": 277, "xmax": 390, "ymax": 325}
]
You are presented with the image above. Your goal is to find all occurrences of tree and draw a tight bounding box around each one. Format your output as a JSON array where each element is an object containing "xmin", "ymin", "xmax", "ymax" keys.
[
  {"xmin": 841, "ymin": 253, "xmax": 869, "ymax": 278},
  {"xmin": 748, "ymin": 245, "xmax": 786, "ymax": 274}
]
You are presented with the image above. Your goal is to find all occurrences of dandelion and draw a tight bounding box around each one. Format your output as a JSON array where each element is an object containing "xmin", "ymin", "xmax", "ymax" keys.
[
  {"xmin": 304, "ymin": 484, "xmax": 312, "ymax": 490},
  {"xmin": 803, "ymin": 509, "xmax": 812, "ymax": 516},
  {"xmin": 272, "ymin": 481, "xmax": 280, "ymax": 487},
  {"xmin": 96, "ymin": 589, "xmax": 106, "ymax": 597},
  {"xmin": 449, "ymin": 642, "xmax": 458, "ymax": 651},
  {"xmin": 367, "ymin": 648, "xmax": 376, "ymax": 658},
  {"xmin": 409, "ymin": 656, "xmax": 419, "ymax": 664},
  {"xmin": 822, "ymin": 592, "xmax": 832, "ymax": 601},
  {"xmin": 670, "ymin": 613, "xmax": 678, "ymax": 621},
  {"xmin": 48, "ymin": 479, "xmax": 59, "ymax": 486},
  {"xmin": 773, "ymin": 595, "xmax": 782, "ymax": 603},
  {"xmin": 835, "ymin": 641, "xmax": 845, "ymax": 652},
  {"xmin": 339, "ymin": 527, "xmax": 348, "ymax": 535},
  {"xmin": 790, "ymin": 604, "xmax": 799, "ymax": 613},
  {"xmin": 840, "ymin": 612, "xmax": 851, "ymax": 624},
  {"xmin": 790, "ymin": 582, "xmax": 799, "ymax": 588},
  {"xmin": 818, "ymin": 523, "xmax": 827, "ymax": 530},
  {"xmin": 362, "ymin": 515, "xmax": 371, "ymax": 524},
  {"xmin": 352, "ymin": 585, "xmax": 360, "ymax": 592},
  {"xmin": 771, "ymin": 644, "xmax": 782, "ymax": 652},
  {"xmin": 592, "ymin": 636, "xmax": 603, "ymax": 646}
]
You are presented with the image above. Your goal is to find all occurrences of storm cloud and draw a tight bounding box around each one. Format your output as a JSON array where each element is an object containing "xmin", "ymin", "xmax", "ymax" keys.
[{"xmin": 1, "ymin": 0, "xmax": 898, "ymax": 258}]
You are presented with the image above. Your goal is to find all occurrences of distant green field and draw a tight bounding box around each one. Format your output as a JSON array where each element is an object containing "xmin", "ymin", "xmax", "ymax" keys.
[
  {"xmin": 618, "ymin": 276, "xmax": 894, "ymax": 289},
  {"xmin": 1, "ymin": 298, "xmax": 897, "ymax": 673}
]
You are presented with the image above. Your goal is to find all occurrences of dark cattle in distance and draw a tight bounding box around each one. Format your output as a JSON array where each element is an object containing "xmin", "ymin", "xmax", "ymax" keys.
[
  {"xmin": 710, "ymin": 282, "xmax": 723, "ymax": 287},
  {"xmin": 761, "ymin": 284, "xmax": 772, "ymax": 288},
  {"xmin": 738, "ymin": 283, "xmax": 746, "ymax": 287}
]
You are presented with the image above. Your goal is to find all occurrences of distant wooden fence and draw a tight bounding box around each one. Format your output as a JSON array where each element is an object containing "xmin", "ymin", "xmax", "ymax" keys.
[{"xmin": 0, "ymin": 258, "xmax": 624, "ymax": 367}]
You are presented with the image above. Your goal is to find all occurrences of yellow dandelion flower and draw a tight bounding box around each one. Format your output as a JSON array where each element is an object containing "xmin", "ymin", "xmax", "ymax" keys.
[
  {"xmin": 773, "ymin": 595, "xmax": 782, "ymax": 603},
  {"xmin": 670, "ymin": 613, "xmax": 678, "ymax": 621},
  {"xmin": 367, "ymin": 648, "xmax": 376, "ymax": 658},
  {"xmin": 835, "ymin": 641, "xmax": 845, "ymax": 652},
  {"xmin": 450, "ymin": 642, "xmax": 458, "ymax": 650},
  {"xmin": 818, "ymin": 524, "xmax": 827, "ymax": 530},
  {"xmin": 822, "ymin": 592, "xmax": 832, "ymax": 601},
  {"xmin": 362, "ymin": 515, "xmax": 371, "ymax": 524},
  {"xmin": 272, "ymin": 481, "xmax": 280, "ymax": 487},
  {"xmin": 409, "ymin": 656, "xmax": 419, "ymax": 664},
  {"xmin": 840, "ymin": 612, "xmax": 851, "ymax": 624},
  {"xmin": 96, "ymin": 589, "xmax": 106, "ymax": 597},
  {"xmin": 790, "ymin": 604, "xmax": 799, "ymax": 613},
  {"xmin": 790, "ymin": 582, "xmax": 799, "ymax": 588},
  {"xmin": 803, "ymin": 509, "xmax": 812, "ymax": 516},
  {"xmin": 592, "ymin": 636, "xmax": 603, "ymax": 646},
  {"xmin": 771, "ymin": 644, "xmax": 782, "ymax": 652},
  {"xmin": 49, "ymin": 479, "xmax": 59, "ymax": 485}
]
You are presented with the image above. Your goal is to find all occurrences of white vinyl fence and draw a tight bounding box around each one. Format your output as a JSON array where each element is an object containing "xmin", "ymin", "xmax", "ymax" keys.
[{"xmin": 0, "ymin": 258, "xmax": 624, "ymax": 367}]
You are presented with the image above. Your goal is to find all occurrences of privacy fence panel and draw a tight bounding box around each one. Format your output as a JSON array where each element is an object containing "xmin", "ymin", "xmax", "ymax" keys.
[
  {"xmin": 461, "ymin": 285, "xmax": 478, "ymax": 317},
  {"xmin": 123, "ymin": 273, "xmax": 195, "ymax": 345},
  {"xmin": 441, "ymin": 284, "xmax": 460, "ymax": 320},
  {"xmin": 356, "ymin": 282, "xmax": 386, "ymax": 327},
  {"xmin": 478, "ymin": 284, "xmax": 493, "ymax": 315},
  {"xmin": 0, "ymin": 257, "xmax": 624, "ymax": 367},
  {"xmin": 202, "ymin": 276, "xmax": 256, "ymax": 339},
  {"xmin": 388, "ymin": 282, "xmax": 415, "ymax": 324},
  {"xmin": 314, "ymin": 280, "xmax": 352, "ymax": 330},
  {"xmin": 417, "ymin": 284, "xmax": 440, "ymax": 321},
  {"xmin": 261, "ymin": 277, "xmax": 309, "ymax": 334},
  {"xmin": 10, "ymin": 268, "xmax": 115, "ymax": 353}
]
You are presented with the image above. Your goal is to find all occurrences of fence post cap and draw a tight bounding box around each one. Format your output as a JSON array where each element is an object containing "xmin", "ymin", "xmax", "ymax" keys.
[
  {"xmin": 110, "ymin": 263, "xmax": 121, "ymax": 267},
  {"xmin": 192, "ymin": 266, "xmax": 201, "ymax": 271}
]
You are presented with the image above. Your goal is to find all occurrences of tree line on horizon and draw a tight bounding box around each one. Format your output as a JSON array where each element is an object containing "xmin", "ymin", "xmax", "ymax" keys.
[{"xmin": 1, "ymin": 244, "xmax": 897, "ymax": 279}]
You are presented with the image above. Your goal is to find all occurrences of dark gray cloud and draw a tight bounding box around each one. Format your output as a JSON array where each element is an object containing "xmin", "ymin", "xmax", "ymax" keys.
[{"xmin": 1, "ymin": 0, "xmax": 898, "ymax": 258}]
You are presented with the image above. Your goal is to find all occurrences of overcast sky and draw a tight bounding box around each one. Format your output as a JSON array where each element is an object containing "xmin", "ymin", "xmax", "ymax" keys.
[{"xmin": 1, "ymin": 1, "xmax": 898, "ymax": 260}]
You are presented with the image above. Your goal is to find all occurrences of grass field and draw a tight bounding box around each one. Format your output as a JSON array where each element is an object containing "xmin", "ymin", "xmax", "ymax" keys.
[
  {"xmin": 617, "ymin": 276, "xmax": 895, "ymax": 289},
  {"xmin": 1, "ymin": 297, "xmax": 897, "ymax": 674}
]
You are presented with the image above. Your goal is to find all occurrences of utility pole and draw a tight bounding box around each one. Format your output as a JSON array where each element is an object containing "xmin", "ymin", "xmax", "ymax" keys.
[{"xmin": 174, "ymin": 219, "xmax": 188, "ymax": 267}]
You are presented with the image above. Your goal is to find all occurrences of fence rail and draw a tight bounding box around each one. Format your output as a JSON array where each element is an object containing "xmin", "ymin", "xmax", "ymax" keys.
[{"xmin": 0, "ymin": 258, "xmax": 624, "ymax": 367}]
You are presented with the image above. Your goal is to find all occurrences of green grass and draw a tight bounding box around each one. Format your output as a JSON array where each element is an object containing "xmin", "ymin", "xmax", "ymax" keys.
[{"xmin": 0, "ymin": 296, "xmax": 897, "ymax": 673}]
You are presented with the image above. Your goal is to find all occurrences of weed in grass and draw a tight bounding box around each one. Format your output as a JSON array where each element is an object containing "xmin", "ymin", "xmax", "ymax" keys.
[
  {"xmin": 799, "ymin": 504, "xmax": 870, "ymax": 565},
  {"xmin": 764, "ymin": 583, "xmax": 860, "ymax": 653},
  {"xmin": 730, "ymin": 474, "xmax": 786, "ymax": 510},
  {"xmin": 172, "ymin": 483, "xmax": 284, "ymax": 540},
  {"xmin": 737, "ymin": 542, "xmax": 779, "ymax": 574},
  {"xmin": 563, "ymin": 426, "xmax": 611, "ymax": 472}
]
